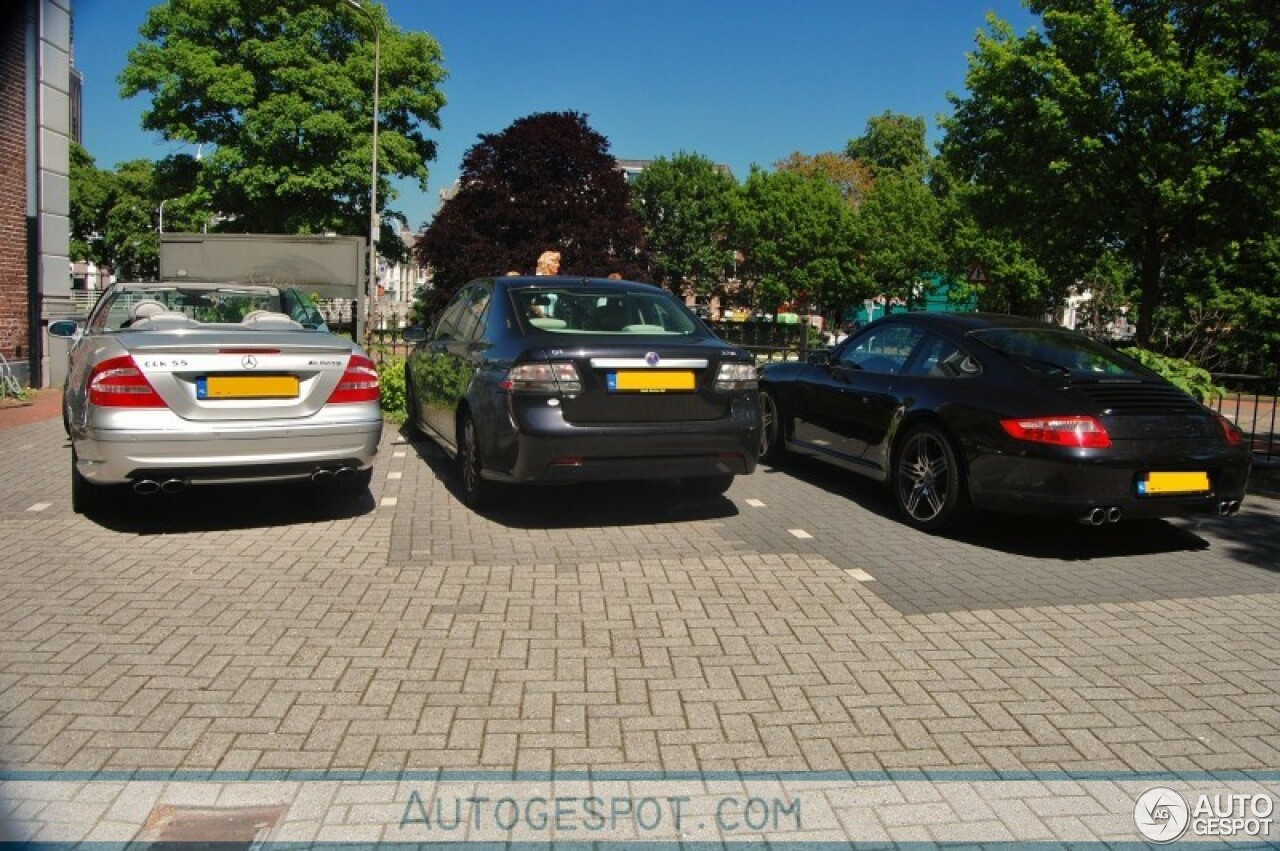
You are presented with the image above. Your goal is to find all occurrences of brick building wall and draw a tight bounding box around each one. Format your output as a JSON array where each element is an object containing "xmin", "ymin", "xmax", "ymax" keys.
[{"xmin": 0, "ymin": 1, "xmax": 29, "ymax": 374}]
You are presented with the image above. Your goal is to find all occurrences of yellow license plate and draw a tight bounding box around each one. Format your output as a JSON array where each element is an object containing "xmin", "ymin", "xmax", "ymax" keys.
[
  {"xmin": 610, "ymin": 370, "xmax": 695, "ymax": 392},
  {"xmin": 1140, "ymin": 471, "xmax": 1210, "ymax": 495},
  {"xmin": 202, "ymin": 375, "xmax": 299, "ymax": 399}
]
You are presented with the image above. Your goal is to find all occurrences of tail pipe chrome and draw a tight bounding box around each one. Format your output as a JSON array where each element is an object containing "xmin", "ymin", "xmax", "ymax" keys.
[
  {"xmin": 1217, "ymin": 500, "xmax": 1240, "ymax": 516},
  {"xmin": 133, "ymin": 479, "xmax": 161, "ymax": 496},
  {"xmin": 1081, "ymin": 506, "xmax": 1122, "ymax": 525},
  {"xmin": 311, "ymin": 466, "xmax": 356, "ymax": 484}
]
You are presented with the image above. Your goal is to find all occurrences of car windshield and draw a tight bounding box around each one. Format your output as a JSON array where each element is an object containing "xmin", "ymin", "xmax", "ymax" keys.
[
  {"xmin": 512, "ymin": 288, "xmax": 702, "ymax": 335},
  {"xmin": 100, "ymin": 286, "xmax": 327, "ymax": 331},
  {"xmin": 969, "ymin": 327, "xmax": 1146, "ymax": 378}
]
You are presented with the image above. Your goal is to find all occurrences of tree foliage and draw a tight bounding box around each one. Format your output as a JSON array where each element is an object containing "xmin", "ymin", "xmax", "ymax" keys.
[
  {"xmin": 417, "ymin": 112, "xmax": 649, "ymax": 302},
  {"xmin": 729, "ymin": 168, "xmax": 861, "ymax": 313},
  {"xmin": 119, "ymin": 0, "xmax": 446, "ymax": 244},
  {"xmin": 847, "ymin": 111, "xmax": 930, "ymax": 178},
  {"xmin": 630, "ymin": 152, "xmax": 737, "ymax": 296},
  {"xmin": 69, "ymin": 143, "xmax": 210, "ymax": 280},
  {"xmin": 941, "ymin": 1, "xmax": 1280, "ymax": 350},
  {"xmin": 775, "ymin": 151, "xmax": 874, "ymax": 209}
]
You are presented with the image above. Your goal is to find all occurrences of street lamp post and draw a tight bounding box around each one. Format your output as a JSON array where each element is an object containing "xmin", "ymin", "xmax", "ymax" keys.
[
  {"xmin": 158, "ymin": 198, "xmax": 172, "ymax": 233},
  {"xmin": 343, "ymin": 0, "xmax": 380, "ymax": 347}
]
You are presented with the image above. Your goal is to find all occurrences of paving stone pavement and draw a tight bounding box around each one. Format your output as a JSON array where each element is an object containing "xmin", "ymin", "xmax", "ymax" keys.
[{"xmin": 1, "ymin": 415, "xmax": 1278, "ymax": 841}]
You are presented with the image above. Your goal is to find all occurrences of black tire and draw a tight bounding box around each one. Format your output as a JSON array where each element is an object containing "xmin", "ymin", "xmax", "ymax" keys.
[
  {"xmin": 892, "ymin": 424, "xmax": 967, "ymax": 531},
  {"xmin": 403, "ymin": 365, "xmax": 423, "ymax": 440},
  {"xmin": 682, "ymin": 474, "xmax": 735, "ymax": 498},
  {"xmin": 70, "ymin": 449, "xmax": 102, "ymax": 514},
  {"xmin": 456, "ymin": 413, "xmax": 491, "ymax": 509},
  {"xmin": 758, "ymin": 390, "xmax": 787, "ymax": 464}
]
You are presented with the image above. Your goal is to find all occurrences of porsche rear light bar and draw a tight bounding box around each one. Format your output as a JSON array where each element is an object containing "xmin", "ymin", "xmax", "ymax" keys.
[
  {"xmin": 88, "ymin": 355, "xmax": 165, "ymax": 408},
  {"xmin": 1215, "ymin": 413, "xmax": 1244, "ymax": 446},
  {"xmin": 326, "ymin": 354, "xmax": 380, "ymax": 403},
  {"xmin": 1000, "ymin": 415, "xmax": 1112, "ymax": 449}
]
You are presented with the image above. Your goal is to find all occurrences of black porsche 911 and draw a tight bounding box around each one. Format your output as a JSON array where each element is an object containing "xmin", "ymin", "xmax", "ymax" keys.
[
  {"xmin": 402, "ymin": 276, "xmax": 760, "ymax": 508},
  {"xmin": 758, "ymin": 312, "xmax": 1251, "ymax": 531}
]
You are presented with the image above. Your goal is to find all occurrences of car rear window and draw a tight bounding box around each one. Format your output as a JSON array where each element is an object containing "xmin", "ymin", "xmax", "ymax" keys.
[
  {"xmin": 970, "ymin": 328, "xmax": 1147, "ymax": 378},
  {"xmin": 512, "ymin": 289, "xmax": 701, "ymax": 335}
]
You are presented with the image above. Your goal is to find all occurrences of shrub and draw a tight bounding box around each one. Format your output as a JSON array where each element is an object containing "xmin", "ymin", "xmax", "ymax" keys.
[
  {"xmin": 376, "ymin": 354, "xmax": 407, "ymax": 423},
  {"xmin": 1120, "ymin": 347, "xmax": 1223, "ymax": 403}
]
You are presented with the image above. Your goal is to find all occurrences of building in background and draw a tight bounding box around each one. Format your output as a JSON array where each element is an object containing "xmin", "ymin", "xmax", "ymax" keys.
[{"xmin": 0, "ymin": 0, "xmax": 76, "ymax": 389}]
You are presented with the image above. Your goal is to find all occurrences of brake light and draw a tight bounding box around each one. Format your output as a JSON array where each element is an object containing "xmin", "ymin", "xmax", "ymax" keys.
[
  {"xmin": 502, "ymin": 362, "xmax": 582, "ymax": 394},
  {"xmin": 326, "ymin": 354, "xmax": 380, "ymax": 403},
  {"xmin": 715, "ymin": 362, "xmax": 758, "ymax": 392},
  {"xmin": 1000, "ymin": 415, "xmax": 1111, "ymax": 448},
  {"xmin": 1215, "ymin": 413, "xmax": 1244, "ymax": 446},
  {"xmin": 88, "ymin": 355, "xmax": 165, "ymax": 408}
]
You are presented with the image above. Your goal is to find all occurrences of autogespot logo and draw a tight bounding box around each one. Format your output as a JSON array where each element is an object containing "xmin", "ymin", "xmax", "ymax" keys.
[{"xmin": 1135, "ymin": 787, "xmax": 1190, "ymax": 843}]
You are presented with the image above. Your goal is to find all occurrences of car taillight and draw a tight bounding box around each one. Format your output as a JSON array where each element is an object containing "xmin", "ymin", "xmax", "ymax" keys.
[
  {"xmin": 326, "ymin": 354, "xmax": 380, "ymax": 403},
  {"xmin": 1000, "ymin": 415, "xmax": 1111, "ymax": 449},
  {"xmin": 501, "ymin": 362, "xmax": 582, "ymax": 394},
  {"xmin": 1215, "ymin": 413, "xmax": 1244, "ymax": 446},
  {"xmin": 88, "ymin": 355, "xmax": 165, "ymax": 408},
  {"xmin": 715, "ymin": 362, "xmax": 758, "ymax": 392}
]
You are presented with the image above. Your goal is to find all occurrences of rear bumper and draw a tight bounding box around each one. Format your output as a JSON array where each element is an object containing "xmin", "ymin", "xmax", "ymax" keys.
[
  {"xmin": 487, "ymin": 401, "xmax": 759, "ymax": 484},
  {"xmin": 966, "ymin": 447, "xmax": 1252, "ymax": 519},
  {"xmin": 74, "ymin": 418, "xmax": 384, "ymax": 485}
]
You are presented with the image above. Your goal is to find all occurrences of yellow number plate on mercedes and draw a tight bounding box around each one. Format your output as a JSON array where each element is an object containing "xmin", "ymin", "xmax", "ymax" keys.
[{"xmin": 200, "ymin": 375, "xmax": 299, "ymax": 399}]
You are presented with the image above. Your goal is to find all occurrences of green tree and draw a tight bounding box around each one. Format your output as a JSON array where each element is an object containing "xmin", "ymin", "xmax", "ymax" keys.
[
  {"xmin": 417, "ymin": 112, "xmax": 649, "ymax": 301},
  {"xmin": 630, "ymin": 153, "xmax": 737, "ymax": 296},
  {"xmin": 775, "ymin": 151, "xmax": 874, "ymax": 210},
  {"xmin": 847, "ymin": 111, "xmax": 930, "ymax": 178},
  {"xmin": 941, "ymin": 1, "xmax": 1280, "ymax": 348},
  {"xmin": 69, "ymin": 142, "xmax": 114, "ymax": 264},
  {"xmin": 119, "ymin": 0, "xmax": 446, "ymax": 247},
  {"xmin": 729, "ymin": 168, "xmax": 861, "ymax": 313}
]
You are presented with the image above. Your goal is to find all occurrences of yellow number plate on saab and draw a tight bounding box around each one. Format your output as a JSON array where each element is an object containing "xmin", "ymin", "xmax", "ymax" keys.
[
  {"xmin": 200, "ymin": 375, "xmax": 299, "ymax": 399},
  {"xmin": 608, "ymin": 371, "xmax": 695, "ymax": 392},
  {"xmin": 1139, "ymin": 471, "xmax": 1210, "ymax": 495}
]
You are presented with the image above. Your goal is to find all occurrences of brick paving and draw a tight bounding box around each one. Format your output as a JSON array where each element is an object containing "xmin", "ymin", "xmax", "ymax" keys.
[{"xmin": 1, "ymin": 413, "xmax": 1278, "ymax": 841}]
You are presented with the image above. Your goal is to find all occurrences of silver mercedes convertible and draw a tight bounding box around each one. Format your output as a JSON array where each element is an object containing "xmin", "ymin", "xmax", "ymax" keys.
[{"xmin": 50, "ymin": 282, "xmax": 383, "ymax": 513}]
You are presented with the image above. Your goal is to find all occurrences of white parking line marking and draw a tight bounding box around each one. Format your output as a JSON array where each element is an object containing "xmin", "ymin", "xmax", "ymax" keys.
[
  {"xmin": 393, "ymin": 451, "xmax": 406, "ymax": 459},
  {"xmin": 380, "ymin": 496, "xmax": 398, "ymax": 507},
  {"xmin": 26, "ymin": 503, "xmax": 51, "ymax": 512},
  {"xmin": 745, "ymin": 498, "xmax": 766, "ymax": 508},
  {"xmin": 844, "ymin": 568, "xmax": 875, "ymax": 582},
  {"xmin": 387, "ymin": 471, "xmax": 402, "ymax": 480},
  {"xmin": 788, "ymin": 528, "xmax": 813, "ymax": 539}
]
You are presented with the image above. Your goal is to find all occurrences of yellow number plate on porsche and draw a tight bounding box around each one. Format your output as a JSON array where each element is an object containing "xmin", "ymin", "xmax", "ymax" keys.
[
  {"xmin": 608, "ymin": 371, "xmax": 695, "ymax": 392},
  {"xmin": 199, "ymin": 375, "xmax": 299, "ymax": 399},
  {"xmin": 1138, "ymin": 471, "xmax": 1210, "ymax": 495}
]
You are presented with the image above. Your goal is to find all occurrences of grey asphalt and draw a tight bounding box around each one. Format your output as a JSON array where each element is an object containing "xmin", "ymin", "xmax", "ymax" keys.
[{"xmin": 1, "ymin": 413, "xmax": 1278, "ymax": 842}]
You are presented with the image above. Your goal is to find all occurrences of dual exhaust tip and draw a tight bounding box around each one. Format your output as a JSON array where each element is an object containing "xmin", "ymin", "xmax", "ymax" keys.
[
  {"xmin": 132, "ymin": 478, "xmax": 187, "ymax": 496},
  {"xmin": 1081, "ymin": 506, "xmax": 1124, "ymax": 526},
  {"xmin": 1080, "ymin": 500, "xmax": 1241, "ymax": 524},
  {"xmin": 311, "ymin": 466, "xmax": 357, "ymax": 484}
]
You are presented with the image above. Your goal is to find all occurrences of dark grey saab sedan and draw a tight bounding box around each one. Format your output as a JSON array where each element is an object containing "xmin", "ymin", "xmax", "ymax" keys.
[{"xmin": 403, "ymin": 276, "xmax": 760, "ymax": 508}]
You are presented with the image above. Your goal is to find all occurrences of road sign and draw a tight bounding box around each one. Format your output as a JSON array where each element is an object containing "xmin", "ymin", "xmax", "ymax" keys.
[{"xmin": 967, "ymin": 262, "xmax": 989, "ymax": 284}]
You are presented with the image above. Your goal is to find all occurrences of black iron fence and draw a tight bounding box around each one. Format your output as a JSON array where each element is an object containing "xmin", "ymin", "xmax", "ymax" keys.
[{"xmin": 1211, "ymin": 373, "xmax": 1279, "ymax": 465}]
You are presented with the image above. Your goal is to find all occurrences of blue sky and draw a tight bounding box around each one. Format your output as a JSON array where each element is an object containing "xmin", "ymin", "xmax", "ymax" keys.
[{"xmin": 74, "ymin": 0, "xmax": 1039, "ymax": 231}]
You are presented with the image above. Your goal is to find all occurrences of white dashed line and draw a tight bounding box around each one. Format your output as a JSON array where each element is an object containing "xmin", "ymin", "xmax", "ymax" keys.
[
  {"xmin": 393, "ymin": 451, "xmax": 406, "ymax": 458},
  {"xmin": 744, "ymin": 498, "xmax": 766, "ymax": 508},
  {"xmin": 26, "ymin": 503, "xmax": 51, "ymax": 512},
  {"xmin": 380, "ymin": 496, "xmax": 398, "ymax": 507},
  {"xmin": 788, "ymin": 529, "xmax": 813, "ymax": 539},
  {"xmin": 387, "ymin": 471, "xmax": 402, "ymax": 480},
  {"xmin": 844, "ymin": 568, "xmax": 876, "ymax": 582}
]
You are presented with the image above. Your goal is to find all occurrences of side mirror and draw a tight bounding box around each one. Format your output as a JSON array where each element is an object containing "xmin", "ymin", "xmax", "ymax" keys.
[
  {"xmin": 806, "ymin": 349, "xmax": 832, "ymax": 366},
  {"xmin": 401, "ymin": 325, "xmax": 427, "ymax": 343},
  {"xmin": 49, "ymin": 319, "xmax": 81, "ymax": 339}
]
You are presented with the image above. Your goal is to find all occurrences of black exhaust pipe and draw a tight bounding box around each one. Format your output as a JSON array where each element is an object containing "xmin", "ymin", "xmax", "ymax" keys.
[
  {"xmin": 133, "ymin": 479, "xmax": 161, "ymax": 495},
  {"xmin": 1081, "ymin": 507, "xmax": 1107, "ymax": 526},
  {"xmin": 1106, "ymin": 506, "xmax": 1122, "ymax": 523},
  {"xmin": 160, "ymin": 478, "xmax": 187, "ymax": 494}
]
